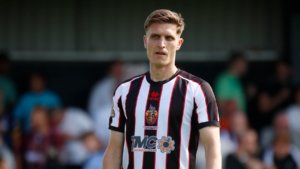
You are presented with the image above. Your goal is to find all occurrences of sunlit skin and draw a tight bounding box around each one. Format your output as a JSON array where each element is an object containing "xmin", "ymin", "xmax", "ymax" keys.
[{"xmin": 144, "ymin": 23, "xmax": 183, "ymax": 81}]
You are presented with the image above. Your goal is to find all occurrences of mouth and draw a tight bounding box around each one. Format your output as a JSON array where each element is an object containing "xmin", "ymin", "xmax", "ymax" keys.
[{"xmin": 155, "ymin": 51, "xmax": 167, "ymax": 56}]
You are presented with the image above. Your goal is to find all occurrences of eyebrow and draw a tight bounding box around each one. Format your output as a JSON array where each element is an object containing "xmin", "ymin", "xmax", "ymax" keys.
[
  {"xmin": 150, "ymin": 33, "xmax": 175, "ymax": 39},
  {"xmin": 150, "ymin": 33, "xmax": 160, "ymax": 37}
]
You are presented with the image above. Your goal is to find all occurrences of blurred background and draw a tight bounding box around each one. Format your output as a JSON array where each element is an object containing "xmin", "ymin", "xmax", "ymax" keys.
[{"xmin": 0, "ymin": 0, "xmax": 300, "ymax": 169}]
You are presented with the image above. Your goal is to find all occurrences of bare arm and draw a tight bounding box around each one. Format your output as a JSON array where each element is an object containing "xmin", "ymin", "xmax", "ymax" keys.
[
  {"xmin": 103, "ymin": 130, "xmax": 124, "ymax": 169},
  {"xmin": 199, "ymin": 126, "xmax": 222, "ymax": 169}
]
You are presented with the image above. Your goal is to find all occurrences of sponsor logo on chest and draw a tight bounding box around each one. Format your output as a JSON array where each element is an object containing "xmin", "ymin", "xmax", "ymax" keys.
[{"xmin": 131, "ymin": 136, "xmax": 175, "ymax": 154}]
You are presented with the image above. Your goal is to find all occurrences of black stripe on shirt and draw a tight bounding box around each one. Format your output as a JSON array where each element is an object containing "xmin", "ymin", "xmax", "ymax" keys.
[
  {"xmin": 142, "ymin": 83, "xmax": 163, "ymax": 169},
  {"xmin": 126, "ymin": 76, "xmax": 144, "ymax": 169},
  {"xmin": 189, "ymin": 103, "xmax": 200, "ymax": 169},
  {"xmin": 166, "ymin": 78, "xmax": 188, "ymax": 169}
]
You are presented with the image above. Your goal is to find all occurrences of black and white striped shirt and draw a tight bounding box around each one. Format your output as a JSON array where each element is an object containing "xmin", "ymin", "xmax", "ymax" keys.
[{"xmin": 109, "ymin": 69, "xmax": 220, "ymax": 169}]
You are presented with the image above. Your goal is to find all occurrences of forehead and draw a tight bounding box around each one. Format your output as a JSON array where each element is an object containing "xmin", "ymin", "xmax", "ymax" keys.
[{"xmin": 146, "ymin": 23, "xmax": 178, "ymax": 36}]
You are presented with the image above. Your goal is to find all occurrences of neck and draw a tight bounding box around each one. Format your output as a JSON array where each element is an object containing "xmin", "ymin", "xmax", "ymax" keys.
[{"xmin": 149, "ymin": 64, "xmax": 178, "ymax": 82}]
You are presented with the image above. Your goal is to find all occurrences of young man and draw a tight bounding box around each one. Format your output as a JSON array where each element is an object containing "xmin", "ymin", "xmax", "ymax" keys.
[{"xmin": 103, "ymin": 9, "xmax": 221, "ymax": 169}]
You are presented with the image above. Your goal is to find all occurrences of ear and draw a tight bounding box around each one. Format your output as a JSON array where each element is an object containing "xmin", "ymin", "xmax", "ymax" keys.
[
  {"xmin": 143, "ymin": 35, "xmax": 147, "ymax": 49},
  {"xmin": 176, "ymin": 38, "xmax": 184, "ymax": 50}
]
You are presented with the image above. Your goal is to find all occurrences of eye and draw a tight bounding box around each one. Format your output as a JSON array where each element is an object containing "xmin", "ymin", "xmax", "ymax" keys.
[
  {"xmin": 150, "ymin": 34, "xmax": 160, "ymax": 40},
  {"xmin": 166, "ymin": 36, "xmax": 175, "ymax": 41}
]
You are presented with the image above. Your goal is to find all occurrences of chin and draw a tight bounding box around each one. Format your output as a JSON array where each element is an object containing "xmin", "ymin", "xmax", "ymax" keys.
[{"xmin": 152, "ymin": 63, "xmax": 169, "ymax": 68}]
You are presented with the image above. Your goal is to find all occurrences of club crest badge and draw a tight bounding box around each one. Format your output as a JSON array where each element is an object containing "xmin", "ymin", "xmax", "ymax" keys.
[{"xmin": 145, "ymin": 105, "xmax": 158, "ymax": 125}]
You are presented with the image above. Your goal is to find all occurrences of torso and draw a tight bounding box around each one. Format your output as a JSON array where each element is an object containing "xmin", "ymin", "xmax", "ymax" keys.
[{"xmin": 110, "ymin": 70, "xmax": 219, "ymax": 169}]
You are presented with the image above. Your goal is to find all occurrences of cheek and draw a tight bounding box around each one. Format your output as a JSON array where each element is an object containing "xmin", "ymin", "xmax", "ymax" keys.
[
  {"xmin": 147, "ymin": 47, "xmax": 154, "ymax": 57},
  {"xmin": 168, "ymin": 46, "xmax": 177, "ymax": 55},
  {"xmin": 169, "ymin": 43, "xmax": 178, "ymax": 50},
  {"xmin": 146, "ymin": 43, "xmax": 154, "ymax": 51}
]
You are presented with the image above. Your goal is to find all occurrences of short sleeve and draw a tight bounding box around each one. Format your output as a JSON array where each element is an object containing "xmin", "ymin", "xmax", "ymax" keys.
[
  {"xmin": 193, "ymin": 81, "xmax": 220, "ymax": 130},
  {"xmin": 108, "ymin": 86, "xmax": 126, "ymax": 133}
]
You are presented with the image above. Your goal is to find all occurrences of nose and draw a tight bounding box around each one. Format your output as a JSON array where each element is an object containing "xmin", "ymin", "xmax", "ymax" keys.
[{"xmin": 157, "ymin": 38, "xmax": 166, "ymax": 48}]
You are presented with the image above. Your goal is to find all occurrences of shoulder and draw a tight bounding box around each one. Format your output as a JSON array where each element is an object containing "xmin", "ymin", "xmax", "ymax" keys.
[
  {"xmin": 114, "ymin": 72, "xmax": 147, "ymax": 94},
  {"xmin": 179, "ymin": 70, "xmax": 217, "ymax": 102},
  {"xmin": 178, "ymin": 70, "xmax": 207, "ymax": 84},
  {"xmin": 178, "ymin": 70, "xmax": 212, "ymax": 90},
  {"xmin": 122, "ymin": 72, "xmax": 147, "ymax": 84}
]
